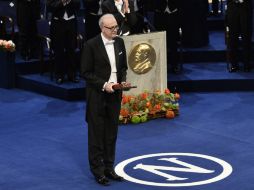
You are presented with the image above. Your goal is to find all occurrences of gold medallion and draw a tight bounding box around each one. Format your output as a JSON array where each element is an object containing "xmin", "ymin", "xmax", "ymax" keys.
[{"xmin": 128, "ymin": 43, "xmax": 156, "ymax": 74}]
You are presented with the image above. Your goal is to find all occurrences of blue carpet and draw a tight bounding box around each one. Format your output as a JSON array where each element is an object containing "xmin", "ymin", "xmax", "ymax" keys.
[
  {"xmin": 0, "ymin": 88, "xmax": 254, "ymax": 190},
  {"xmin": 183, "ymin": 31, "xmax": 226, "ymax": 52}
]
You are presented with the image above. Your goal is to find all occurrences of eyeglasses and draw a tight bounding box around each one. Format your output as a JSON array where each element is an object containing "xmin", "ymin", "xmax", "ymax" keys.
[{"xmin": 104, "ymin": 25, "xmax": 119, "ymax": 31}]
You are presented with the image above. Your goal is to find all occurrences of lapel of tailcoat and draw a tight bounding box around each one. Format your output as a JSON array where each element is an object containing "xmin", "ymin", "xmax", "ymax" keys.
[{"xmin": 97, "ymin": 35, "xmax": 120, "ymax": 72}]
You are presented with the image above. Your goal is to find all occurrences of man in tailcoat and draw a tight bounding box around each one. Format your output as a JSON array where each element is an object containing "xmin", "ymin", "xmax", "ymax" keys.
[
  {"xmin": 226, "ymin": 0, "xmax": 253, "ymax": 72},
  {"xmin": 81, "ymin": 14, "xmax": 128, "ymax": 186},
  {"xmin": 130, "ymin": 0, "xmax": 152, "ymax": 33},
  {"xmin": 212, "ymin": 0, "xmax": 219, "ymax": 15},
  {"xmin": 16, "ymin": 0, "xmax": 40, "ymax": 60},
  {"xmin": 83, "ymin": 0, "xmax": 103, "ymax": 40},
  {"xmin": 47, "ymin": 0, "xmax": 80, "ymax": 84},
  {"xmin": 151, "ymin": 0, "xmax": 181, "ymax": 73}
]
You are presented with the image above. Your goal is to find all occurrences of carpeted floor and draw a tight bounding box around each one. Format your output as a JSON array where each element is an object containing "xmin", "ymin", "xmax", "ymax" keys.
[{"xmin": 1, "ymin": 88, "xmax": 254, "ymax": 190}]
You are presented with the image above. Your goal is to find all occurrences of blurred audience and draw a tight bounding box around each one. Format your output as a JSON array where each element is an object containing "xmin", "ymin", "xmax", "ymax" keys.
[
  {"xmin": 10, "ymin": 0, "xmax": 254, "ymax": 79},
  {"xmin": 129, "ymin": 0, "xmax": 148, "ymax": 34},
  {"xmin": 83, "ymin": 0, "xmax": 103, "ymax": 40},
  {"xmin": 211, "ymin": 0, "xmax": 219, "ymax": 15},
  {"xmin": 101, "ymin": 0, "xmax": 138, "ymax": 35},
  {"xmin": 226, "ymin": 0, "xmax": 253, "ymax": 72},
  {"xmin": 151, "ymin": 0, "xmax": 182, "ymax": 74},
  {"xmin": 16, "ymin": 0, "xmax": 40, "ymax": 60},
  {"xmin": 47, "ymin": 0, "xmax": 80, "ymax": 84},
  {"xmin": 179, "ymin": 0, "xmax": 209, "ymax": 48}
]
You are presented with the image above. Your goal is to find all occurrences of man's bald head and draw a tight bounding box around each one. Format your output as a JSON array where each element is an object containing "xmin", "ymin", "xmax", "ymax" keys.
[{"xmin": 99, "ymin": 14, "xmax": 118, "ymax": 40}]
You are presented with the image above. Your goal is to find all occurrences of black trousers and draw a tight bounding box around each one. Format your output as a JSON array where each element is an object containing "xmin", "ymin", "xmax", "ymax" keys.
[
  {"xmin": 130, "ymin": 11, "xmax": 145, "ymax": 34},
  {"xmin": 84, "ymin": 13, "xmax": 101, "ymax": 41},
  {"xmin": 86, "ymin": 88, "xmax": 122, "ymax": 177},
  {"xmin": 16, "ymin": 1, "xmax": 39, "ymax": 57},
  {"xmin": 212, "ymin": 0, "xmax": 219, "ymax": 14},
  {"xmin": 227, "ymin": 3, "xmax": 253, "ymax": 65},
  {"xmin": 50, "ymin": 19, "xmax": 77, "ymax": 78},
  {"xmin": 180, "ymin": 0, "xmax": 209, "ymax": 48},
  {"xmin": 154, "ymin": 11, "xmax": 180, "ymax": 69}
]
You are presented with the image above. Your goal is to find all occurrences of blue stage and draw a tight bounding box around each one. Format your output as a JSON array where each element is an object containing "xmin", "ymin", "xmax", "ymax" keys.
[
  {"xmin": 1, "ymin": 3, "xmax": 254, "ymax": 189},
  {"xmin": 0, "ymin": 88, "xmax": 254, "ymax": 190},
  {"xmin": 13, "ymin": 29, "xmax": 254, "ymax": 100}
]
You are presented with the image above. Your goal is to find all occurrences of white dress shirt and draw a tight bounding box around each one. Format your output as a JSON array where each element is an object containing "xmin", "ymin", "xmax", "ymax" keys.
[
  {"xmin": 115, "ymin": 0, "xmax": 125, "ymax": 17},
  {"xmin": 133, "ymin": 0, "xmax": 139, "ymax": 12},
  {"xmin": 164, "ymin": 0, "xmax": 178, "ymax": 14},
  {"xmin": 61, "ymin": 0, "xmax": 75, "ymax": 20},
  {"xmin": 101, "ymin": 33, "xmax": 117, "ymax": 84},
  {"xmin": 63, "ymin": 12, "xmax": 75, "ymax": 20},
  {"xmin": 98, "ymin": 0, "xmax": 103, "ymax": 15}
]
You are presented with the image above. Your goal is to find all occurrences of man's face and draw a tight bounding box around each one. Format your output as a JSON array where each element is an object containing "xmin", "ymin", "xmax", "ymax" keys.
[{"xmin": 101, "ymin": 17, "xmax": 118, "ymax": 40}]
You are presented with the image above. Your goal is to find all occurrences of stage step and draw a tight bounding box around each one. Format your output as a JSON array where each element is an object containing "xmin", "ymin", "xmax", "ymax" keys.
[
  {"xmin": 181, "ymin": 30, "xmax": 227, "ymax": 63},
  {"xmin": 16, "ymin": 74, "xmax": 85, "ymax": 101},
  {"xmin": 169, "ymin": 62, "xmax": 254, "ymax": 92},
  {"xmin": 15, "ymin": 62, "xmax": 254, "ymax": 101},
  {"xmin": 14, "ymin": 29, "xmax": 254, "ymax": 101}
]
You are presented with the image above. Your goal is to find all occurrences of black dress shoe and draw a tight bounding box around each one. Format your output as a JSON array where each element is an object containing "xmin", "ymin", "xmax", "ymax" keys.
[
  {"xmin": 56, "ymin": 78, "xmax": 63, "ymax": 85},
  {"xmin": 105, "ymin": 170, "xmax": 124, "ymax": 181},
  {"xmin": 228, "ymin": 63, "xmax": 239, "ymax": 73},
  {"xmin": 68, "ymin": 76, "xmax": 79, "ymax": 83},
  {"xmin": 96, "ymin": 175, "xmax": 110, "ymax": 186}
]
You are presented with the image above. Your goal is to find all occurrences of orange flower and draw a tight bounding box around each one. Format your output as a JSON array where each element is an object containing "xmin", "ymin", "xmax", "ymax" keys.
[
  {"xmin": 166, "ymin": 110, "xmax": 175, "ymax": 119},
  {"xmin": 154, "ymin": 104, "xmax": 161, "ymax": 111},
  {"xmin": 149, "ymin": 109, "xmax": 156, "ymax": 115},
  {"xmin": 164, "ymin": 88, "xmax": 170, "ymax": 94},
  {"xmin": 120, "ymin": 108, "xmax": 129, "ymax": 117},
  {"xmin": 146, "ymin": 101, "xmax": 151, "ymax": 108},
  {"xmin": 174, "ymin": 93, "xmax": 180, "ymax": 100},
  {"xmin": 122, "ymin": 95, "xmax": 129, "ymax": 104},
  {"xmin": 140, "ymin": 92, "xmax": 148, "ymax": 100}
]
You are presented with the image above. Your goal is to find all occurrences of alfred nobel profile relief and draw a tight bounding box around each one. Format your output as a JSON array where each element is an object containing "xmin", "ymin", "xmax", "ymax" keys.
[{"xmin": 128, "ymin": 43, "xmax": 156, "ymax": 74}]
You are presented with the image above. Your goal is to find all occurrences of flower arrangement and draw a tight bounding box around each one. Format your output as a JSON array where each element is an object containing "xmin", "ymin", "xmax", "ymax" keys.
[
  {"xmin": 119, "ymin": 88, "xmax": 180, "ymax": 124},
  {"xmin": 0, "ymin": 39, "xmax": 15, "ymax": 52}
]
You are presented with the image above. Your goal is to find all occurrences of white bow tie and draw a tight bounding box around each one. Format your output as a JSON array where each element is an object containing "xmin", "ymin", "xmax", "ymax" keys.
[{"xmin": 105, "ymin": 40, "xmax": 115, "ymax": 45}]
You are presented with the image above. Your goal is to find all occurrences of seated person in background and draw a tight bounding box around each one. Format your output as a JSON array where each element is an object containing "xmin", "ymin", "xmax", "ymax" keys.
[{"xmin": 102, "ymin": 0, "xmax": 137, "ymax": 35}]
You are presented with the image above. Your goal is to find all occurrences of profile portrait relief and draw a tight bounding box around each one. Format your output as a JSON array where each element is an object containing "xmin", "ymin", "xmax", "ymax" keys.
[{"xmin": 128, "ymin": 43, "xmax": 156, "ymax": 74}]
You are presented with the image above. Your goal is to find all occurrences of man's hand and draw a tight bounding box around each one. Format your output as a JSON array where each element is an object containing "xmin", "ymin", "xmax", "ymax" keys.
[
  {"xmin": 104, "ymin": 82, "xmax": 115, "ymax": 93},
  {"xmin": 123, "ymin": 0, "xmax": 130, "ymax": 14},
  {"xmin": 121, "ymin": 82, "xmax": 131, "ymax": 88}
]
